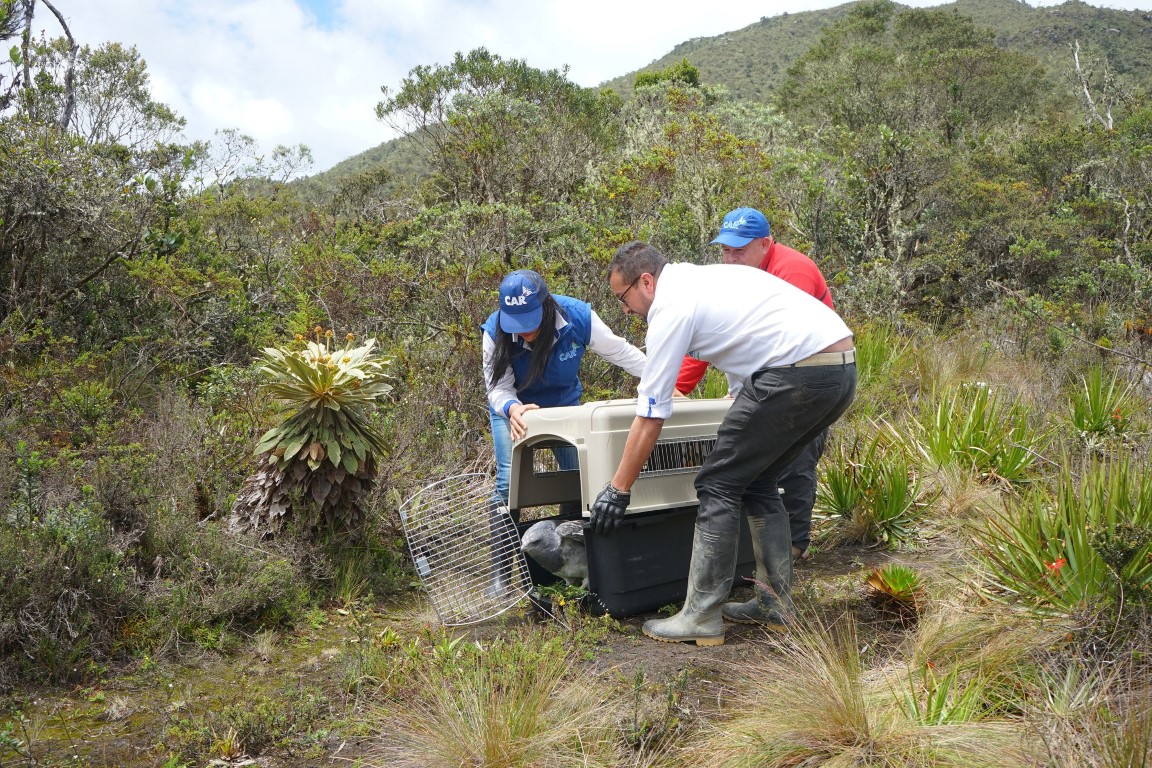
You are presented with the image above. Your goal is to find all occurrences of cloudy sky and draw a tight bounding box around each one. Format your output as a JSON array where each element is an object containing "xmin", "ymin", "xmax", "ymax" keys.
[{"xmin": 35, "ymin": 0, "xmax": 1151, "ymax": 174}]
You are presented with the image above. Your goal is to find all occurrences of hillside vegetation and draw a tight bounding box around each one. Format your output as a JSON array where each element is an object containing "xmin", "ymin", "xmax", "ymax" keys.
[
  {"xmin": 2, "ymin": 0, "xmax": 1152, "ymax": 764},
  {"xmin": 314, "ymin": 0, "xmax": 1152, "ymax": 197},
  {"xmin": 606, "ymin": 0, "xmax": 1152, "ymax": 101}
]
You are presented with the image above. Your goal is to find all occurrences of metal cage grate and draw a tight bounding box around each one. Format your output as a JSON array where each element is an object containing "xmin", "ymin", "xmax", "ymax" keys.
[
  {"xmin": 398, "ymin": 473, "xmax": 532, "ymax": 626},
  {"xmin": 640, "ymin": 435, "xmax": 717, "ymax": 477}
]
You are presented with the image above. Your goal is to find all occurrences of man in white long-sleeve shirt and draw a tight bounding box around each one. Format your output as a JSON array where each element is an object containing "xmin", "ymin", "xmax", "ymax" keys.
[{"xmin": 588, "ymin": 241, "xmax": 856, "ymax": 646}]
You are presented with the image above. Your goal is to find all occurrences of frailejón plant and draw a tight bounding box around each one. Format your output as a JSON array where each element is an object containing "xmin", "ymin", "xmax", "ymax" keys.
[{"xmin": 229, "ymin": 329, "xmax": 393, "ymax": 538}]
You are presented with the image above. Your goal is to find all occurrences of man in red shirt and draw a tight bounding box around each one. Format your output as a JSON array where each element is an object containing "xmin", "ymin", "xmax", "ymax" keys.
[{"xmin": 676, "ymin": 207, "xmax": 834, "ymax": 625}]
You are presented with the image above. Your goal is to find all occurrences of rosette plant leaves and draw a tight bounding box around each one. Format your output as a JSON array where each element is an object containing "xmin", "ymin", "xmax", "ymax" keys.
[{"xmin": 229, "ymin": 330, "xmax": 393, "ymax": 539}]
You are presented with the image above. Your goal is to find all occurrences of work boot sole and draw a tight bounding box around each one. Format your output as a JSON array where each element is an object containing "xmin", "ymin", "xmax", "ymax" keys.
[{"xmin": 642, "ymin": 625, "xmax": 725, "ymax": 647}]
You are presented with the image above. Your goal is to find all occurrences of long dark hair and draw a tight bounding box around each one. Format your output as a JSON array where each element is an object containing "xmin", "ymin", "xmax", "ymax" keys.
[{"xmin": 489, "ymin": 295, "xmax": 562, "ymax": 390}]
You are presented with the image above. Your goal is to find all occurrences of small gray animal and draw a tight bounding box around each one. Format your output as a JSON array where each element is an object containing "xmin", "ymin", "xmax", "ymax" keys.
[{"xmin": 520, "ymin": 519, "xmax": 589, "ymax": 588}]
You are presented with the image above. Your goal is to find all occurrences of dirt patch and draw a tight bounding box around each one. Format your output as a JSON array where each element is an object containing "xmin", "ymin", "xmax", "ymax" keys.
[{"xmin": 585, "ymin": 542, "xmax": 904, "ymax": 679}]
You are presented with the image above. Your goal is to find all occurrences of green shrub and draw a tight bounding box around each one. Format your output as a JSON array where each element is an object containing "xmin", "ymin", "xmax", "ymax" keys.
[
  {"xmin": 974, "ymin": 458, "xmax": 1152, "ymax": 617},
  {"xmin": 138, "ymin": 521, "xmax": 308, "ymax": 652},
  {"xmin": 162, "ymin": 686, "xmax": 331, "ymax": 764},
  {"xmin": 0, "ymin": 494, "xmax": 134, "ymax": 687},
  {"xmin": 817, "ymin": 430, "xmax": 931, "ymax": 548},
  {"xmin": 697, "ymin": 366, "xmax": 730, "ymax": 399}
]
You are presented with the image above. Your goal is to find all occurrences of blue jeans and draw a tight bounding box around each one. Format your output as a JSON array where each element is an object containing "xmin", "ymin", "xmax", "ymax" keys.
[{"xmin": 489, "ymin": 407, "xmax": 578, "ymax": 507}]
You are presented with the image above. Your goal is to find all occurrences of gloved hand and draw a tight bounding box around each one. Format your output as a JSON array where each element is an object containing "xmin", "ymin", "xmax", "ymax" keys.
[{"xmin": 589, "ymin": 483, "xmax": 630, "ymax": 534}]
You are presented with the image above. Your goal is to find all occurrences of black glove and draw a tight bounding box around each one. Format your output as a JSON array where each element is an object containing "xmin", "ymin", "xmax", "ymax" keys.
[{"xmin": 590, "ymin": 483, "xmax": 630, "ymax": 535}]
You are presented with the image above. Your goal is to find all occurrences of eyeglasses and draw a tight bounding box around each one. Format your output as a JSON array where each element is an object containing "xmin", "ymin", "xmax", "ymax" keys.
[{"xmin": 614, "ymin": 275, "xmax": 641, "ymax": 305}]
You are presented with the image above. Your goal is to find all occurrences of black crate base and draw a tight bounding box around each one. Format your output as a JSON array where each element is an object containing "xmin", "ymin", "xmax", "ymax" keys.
[{"xmin": 517, "ymin": 505, "xmax": 754, "ymax": 619}]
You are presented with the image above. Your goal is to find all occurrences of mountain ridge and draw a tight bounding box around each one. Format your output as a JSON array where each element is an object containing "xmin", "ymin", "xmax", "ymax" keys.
[{"xmin": 298, "ymin": 0, "xmax": 1152, "ymax": 194}]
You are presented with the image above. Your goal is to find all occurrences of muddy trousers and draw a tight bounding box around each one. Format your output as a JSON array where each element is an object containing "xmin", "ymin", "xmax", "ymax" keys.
[
  {"xmin": 780, "ymin": 428, "xmax": 827, "ymax": 553},
  {"xmin": 692, "ymin": 361, "xmax": 857, "ymax": 625}
]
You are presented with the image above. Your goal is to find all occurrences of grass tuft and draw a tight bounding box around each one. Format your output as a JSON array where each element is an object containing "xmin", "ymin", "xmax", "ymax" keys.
[
  {"xmin": 370, "ymin": 630, "xmax": 624, "ymax": 767},
  {"xmin": 679, "ymin": 614, "xmax": 1036, "ymax": 768}
]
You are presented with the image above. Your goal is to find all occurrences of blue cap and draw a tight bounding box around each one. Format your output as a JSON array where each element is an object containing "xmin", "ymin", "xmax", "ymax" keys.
[
  {"xmin": 710, "ymin": 207, "xmax": 770, "ymax": 247},
  {"xmin": 498, "ymin": 269, "xmax": 549, "ymax": 335}
]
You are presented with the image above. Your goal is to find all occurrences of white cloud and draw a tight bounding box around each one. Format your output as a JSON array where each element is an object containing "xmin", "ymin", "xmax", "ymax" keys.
[{"xmin": 34, "ymin": 0, "xmax": 1152, "ymax": 175}]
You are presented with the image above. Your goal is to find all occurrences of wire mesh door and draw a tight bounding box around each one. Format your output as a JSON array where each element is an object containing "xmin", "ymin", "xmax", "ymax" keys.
[{"xmin": 398, "ymin": 473, "xmax": 532, "ymax": 626}]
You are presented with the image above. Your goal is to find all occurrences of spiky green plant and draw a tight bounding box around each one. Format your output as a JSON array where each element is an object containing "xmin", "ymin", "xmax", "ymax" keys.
[
  {"xmin": 898, "ymin": 665, "xmax": 985, "ymax": 726},
  {"xmin": 903, "ymin": 383, "xmax": 1045, "ymax": 488},
  {"xmin": 814, "ymin": 437, "xmax": 867, "ymax": 522},
  {"xmin": 866, "ymin": 563, "xmax": 926, "ymax": 621},
  {"xmin": 974, "ymin": 458, "xmax": 1152, "ymax": 617},
  {"xmin": 817, "ymin": 430, "xmax": 930, "ymax": 548},
  {"xmin": 229, "ymin": 329, "xmax": 393, "ymax": 538},
  {"xmin": 255, "ymin": 332, "xmax": 393, "ymax": 469},
  {"xmin": 1068, "ymin": 365, "xmax": 1135, "ymax": 451}
]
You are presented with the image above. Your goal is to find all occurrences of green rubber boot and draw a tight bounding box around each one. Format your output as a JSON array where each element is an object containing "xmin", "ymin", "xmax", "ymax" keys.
[
  {"xmin": 483, "ymin": 505, "xmax": 516, "ymax": 600},
  {"xmin": 642, "ymin": 524, "xmax": 737, "ymax": 647},
  {"xmin": 721, "ymin": 511, "xmax": 794, "ymax": 630}
]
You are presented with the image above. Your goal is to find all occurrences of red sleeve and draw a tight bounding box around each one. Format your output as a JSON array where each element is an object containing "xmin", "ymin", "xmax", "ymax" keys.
[
  {"xmin": 762, "ymin": 241, "xmax": 835, "ymax": 308},
  {"xmin": 676, "ymin": 356, "xmax": 710, "ymax": 395}
]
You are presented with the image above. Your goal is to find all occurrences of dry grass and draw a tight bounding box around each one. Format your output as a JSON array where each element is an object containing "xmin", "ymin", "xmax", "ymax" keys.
[
  {"xmin": 923, "ymin": 463, "xmax": 1006, "ymax": 524},
  {"xmin": 1030, "ymin": 660, "xmax": 1152, "ymax": 768},
  {"xmin": 899, "ymin": 601, "xmax": 1054, "ymax": 676},
  {"xmin": 368, "ymin": 633, "xmax": 626, "ymax": 767},
  {"xmin": 673, "ymin": 613, "xmax": 1037, "ymax": 768},
  {"xmin": 911, "ymin": 336, "xmax": 996, "ymax": 397}
]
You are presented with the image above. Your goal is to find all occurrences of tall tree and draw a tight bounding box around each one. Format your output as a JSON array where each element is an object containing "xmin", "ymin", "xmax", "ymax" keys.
[
  {"xmin": 376, "ymin": 47, "xmax": 620, "ymax": 208},
  {"xmin": 15, "ymin": 39, "xmax": 184, "ymax": 155},
  {"xmin": 778, "ymin": 0, "xmax": 1048, "ymax": 144},
  {"xmin": 0, "ymin": 8, "xmax": 190, "ymax": 342}
]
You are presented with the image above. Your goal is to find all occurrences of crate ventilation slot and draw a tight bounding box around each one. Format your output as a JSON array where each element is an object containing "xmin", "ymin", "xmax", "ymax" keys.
[{"xmin": 640, "ymin": 435, "xmax": 717, "ymax": 477}]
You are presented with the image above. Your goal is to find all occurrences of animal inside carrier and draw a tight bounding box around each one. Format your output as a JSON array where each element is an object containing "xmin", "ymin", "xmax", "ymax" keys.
[{"xmin": 509, "ymin": 398, "xmax": 755, "ymax": 617}]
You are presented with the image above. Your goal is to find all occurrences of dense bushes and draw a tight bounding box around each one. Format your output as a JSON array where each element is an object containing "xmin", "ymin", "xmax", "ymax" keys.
[{"xmin": 0, "ymin": 389, "xmax": 315, "ymax": 686}]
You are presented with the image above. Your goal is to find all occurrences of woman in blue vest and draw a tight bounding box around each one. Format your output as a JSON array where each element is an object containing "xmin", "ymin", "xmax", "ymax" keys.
[{"xmin": 481, "ymin": 269, "xmax": 647, "ymax": 508}]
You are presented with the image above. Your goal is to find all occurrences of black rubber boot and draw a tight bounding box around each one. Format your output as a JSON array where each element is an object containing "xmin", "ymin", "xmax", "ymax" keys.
[
  {"xmin": 642, "ymin": 523, "xmax": 737, "ymax": 647},
  {"xmin": 484, "ymin": 504, "xmax": 517, "ymax": 599}
]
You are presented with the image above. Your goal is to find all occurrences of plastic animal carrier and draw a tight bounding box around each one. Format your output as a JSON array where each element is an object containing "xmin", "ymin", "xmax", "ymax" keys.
[{"xmin": 510, "ymin": 398, "xmax": 755, "ymax": 617}]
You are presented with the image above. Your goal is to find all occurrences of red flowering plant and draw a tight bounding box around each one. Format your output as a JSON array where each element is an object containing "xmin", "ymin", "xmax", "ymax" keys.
[
  {"xmin": 1069, "ymin": 366, "xmax": 1136, "ymax": 451},
  {"xmin": 975, "ymin": 460, "xmax": 1152, "ymax": 617}
]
